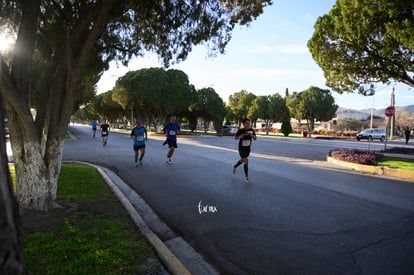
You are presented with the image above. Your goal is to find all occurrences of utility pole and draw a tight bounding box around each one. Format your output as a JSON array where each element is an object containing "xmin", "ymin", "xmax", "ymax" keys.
[
  {"xmin": 130, "ymin": 105, "xmax": 134, "ymax": 127},
  {"xmin": 390, "ymin": 87, "xmax": 395, "ymax": 139}
]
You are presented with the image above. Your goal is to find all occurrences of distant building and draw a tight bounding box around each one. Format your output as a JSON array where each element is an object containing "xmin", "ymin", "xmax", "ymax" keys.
[
  {"xmin": 254, "ymin": 106, "xmax": 399, "ymax": 132},
  {"xmin": 336, "ymin": 109, "xmax": 370, "ymax": 120}
]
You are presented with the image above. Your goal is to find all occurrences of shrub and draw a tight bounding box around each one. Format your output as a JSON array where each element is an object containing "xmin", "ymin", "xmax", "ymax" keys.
[
  {"xmin": 329, "ymin": 148, "xmax": 384, "ymax": 165},
  {"xmin": 326, "ymin": 130, "xmax": 335, "ymax": 136},
  {"xmin": 341, "ymin": 131, "xmax": 357, "ymax": 137},
  {"xmin": 313, "ymin": 129, "xmax": 322, "ymax": 135},
  {"xmin": 281, "ymin": 120, "xmax": 292, "ymax": 136}
]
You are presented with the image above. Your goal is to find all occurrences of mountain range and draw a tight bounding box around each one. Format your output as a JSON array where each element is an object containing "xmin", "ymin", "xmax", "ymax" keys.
[{"xmin": 338, "ymin": 105, "xmax": 414, "ymax": 117}]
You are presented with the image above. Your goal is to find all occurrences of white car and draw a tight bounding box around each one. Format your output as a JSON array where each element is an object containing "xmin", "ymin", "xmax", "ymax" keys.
[
  {"xmin": 356, "ymin": 128, "xmax": 386, "ymax": 142},
  {"xmin": 222, "ymin": 125, "xmax": 238, "ymax": 136}
]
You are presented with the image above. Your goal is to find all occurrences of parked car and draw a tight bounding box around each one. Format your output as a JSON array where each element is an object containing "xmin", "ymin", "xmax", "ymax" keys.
[
  {"xmin": 356, "ymin": 128, "xmax": 386, "ymax": 142},
  {"xmin": 222, "ymin": 125, "xmax": 238, "ymax": 136}
]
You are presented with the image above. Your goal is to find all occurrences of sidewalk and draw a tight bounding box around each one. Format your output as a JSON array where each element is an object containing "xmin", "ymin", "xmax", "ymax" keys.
[{"xmin": 66, "ymin": 161, "xmax": 219, "ymax": 275}]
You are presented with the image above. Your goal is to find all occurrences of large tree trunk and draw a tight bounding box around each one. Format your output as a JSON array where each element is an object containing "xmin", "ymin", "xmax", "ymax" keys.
[
  {"xmin": 265, "ymin": 119, "xmax": 271, "ymax": 135},
  {"xmin": 5, "ymin": 81, "xmax": 67, "ymax": 211},
  {"xmin": 0, "ymin": 1, "xmax": 116, "ymax": 211},
  {"xmin": 307, "ymin": 118, "xmax": 314, "ymax": 138},
  {"xmin": 4, "ymin": 45, "xmax": 68, "ymax": 211},
  {"xmin": 11, "ymin": 138, "xmax": 63, "ymax": 210}
]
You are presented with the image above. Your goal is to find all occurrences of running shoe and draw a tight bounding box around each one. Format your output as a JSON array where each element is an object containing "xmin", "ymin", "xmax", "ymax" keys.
[
  {"xmin": 135, "ymin": 161, "xmax": 139, "ymax": 167},
  {"xmin": 232, "ymin": 165, "xmax": 236, "ymax": 175},
  {"xmin": 139, "ymin": 160, "xmax": 143, "ymax": 166},
  {"xmin": 245, "ymin": 177, "xmax": 250, "ymax": 183}
]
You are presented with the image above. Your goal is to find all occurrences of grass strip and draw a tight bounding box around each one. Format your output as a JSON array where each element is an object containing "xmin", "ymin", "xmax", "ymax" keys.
[
  {"xmin": 378, "ymin": 157, "xmax": 414, "ymax": 171},
  {"xmin": 23, "ymin": 163, "xmax": 161, "ymax": 274}
]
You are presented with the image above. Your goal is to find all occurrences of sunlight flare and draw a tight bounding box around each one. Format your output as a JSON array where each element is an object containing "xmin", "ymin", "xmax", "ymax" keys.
[{"xmin": 0, "ymin": 29, "xmax": 15, "ymax": 53}]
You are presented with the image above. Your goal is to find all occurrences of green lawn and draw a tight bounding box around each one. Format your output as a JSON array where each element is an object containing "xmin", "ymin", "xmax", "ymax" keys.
[
  {"xmin": 378, "ymin": 157, "xmax": 414, "ymax": 171},
  {"xmin": 21, "ymin": 164, "xmax": 161, "ymax": 274}
]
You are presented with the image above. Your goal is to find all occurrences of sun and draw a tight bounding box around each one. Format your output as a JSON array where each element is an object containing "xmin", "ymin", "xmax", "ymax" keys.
[{"xmin": 0, "ymin": 30, "xmax": 15, "ymax": 53}]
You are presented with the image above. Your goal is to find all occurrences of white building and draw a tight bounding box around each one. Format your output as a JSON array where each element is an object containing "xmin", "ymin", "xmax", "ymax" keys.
[{"xmin": 336, "ymin": 109, "xmax": 370, "ymax": 120}]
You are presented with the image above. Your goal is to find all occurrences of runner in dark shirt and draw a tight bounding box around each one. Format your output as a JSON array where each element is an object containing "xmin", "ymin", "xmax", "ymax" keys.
[
  {"xmin": 164, "ymin": 116, "xmax": 180, "ymax": 164},
  {"xmin": 232, "ymin": 118, "xmax": 257, "ymax": 182},
  {"xmin": 100, "ymin": 121, "xmax": 110, "ymax": 146}
]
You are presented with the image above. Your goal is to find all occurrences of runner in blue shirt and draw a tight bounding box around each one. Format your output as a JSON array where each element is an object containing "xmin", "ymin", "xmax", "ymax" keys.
[
  {"xmin": 92, "ymin": 120, "xmax": 97, "ymax": 138},
  {"xmin": 131, "ymin": 120, "xmax": 147, "ymax": 166},
  {"xmin": 164, "ymin": 116, "xmax": 180, "ymax": 164}
]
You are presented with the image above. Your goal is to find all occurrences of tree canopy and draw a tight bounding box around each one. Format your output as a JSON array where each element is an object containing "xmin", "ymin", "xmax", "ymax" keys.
[
  {"xmin": 189, "ymin": 87, "xmax": 227, "ymax": 134},
  {"xmin": 248, "ymin": 95, "xmax": 270, "ymax": 126},
  {"xmin": 227, "ymin": 90, "xmax": 257, "ymax": 125},
  {"xmin": 112, "ymin": 68, "xmax": 194, "ymax": 126},
  {"xmin": 268, "ymin": 93, "xmax": 290, "ymax": 124},
  {"xmin": 91, "ymin": 90, "xmax": 125, "ymax": 122},
  {"xmin": 308, "ymin": 0, "xmax": 414, "ymax": 94},
  {"xmin": 286, "ymin": 86, "xmax": 338, "ymax": 135},
  {"xmin": 248, "ymin": 93, "xmax": 289, "ymax": 134}
]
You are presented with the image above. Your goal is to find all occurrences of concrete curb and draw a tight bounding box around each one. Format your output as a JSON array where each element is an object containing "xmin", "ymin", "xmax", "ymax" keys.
[
  {"xmin": 66, "ymin": 161, "xmax": 192, "ymax": 275},
  {"xmin": 327, "ymin": 157, "xmax": 414, "ymax": 181}
]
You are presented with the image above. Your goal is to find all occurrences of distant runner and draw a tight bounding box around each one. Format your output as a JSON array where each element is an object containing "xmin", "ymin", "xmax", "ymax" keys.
[
  {"xmin": 232, "ymin": 118, "xmax": 257, "ymax": 182},
  {"xmin": 131, "ymin": 120, "xmax": 147, "ymax": 166},
  {"xmin": 100, "ymin": 121, "xmax": 110, "ymax": 146},
  {"xmin": 164, "ymin": 116, "xmax": 180, "ymax": 164},
  {"xmin": 92, "ymin": 120, "xmax": 97, "ymax": 138},
  {"xmin": 405, "ymin": 127, "xmax": 411, "ymax": 145}
]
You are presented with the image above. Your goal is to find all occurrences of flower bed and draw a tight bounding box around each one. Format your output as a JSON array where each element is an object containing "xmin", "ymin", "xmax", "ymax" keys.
[
  {"xmin": 329, "ymin": 148, "xmax": 384, "ymax": 165},
  {"xmin": 328, "ymin": 148, "xmax": 414, "ymax": 180}
]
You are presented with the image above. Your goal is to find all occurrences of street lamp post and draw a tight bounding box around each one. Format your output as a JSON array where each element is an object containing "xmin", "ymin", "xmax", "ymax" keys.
[
  {"xmin": 390, "ymin": 87, "xmax": 395, "ymax": 140},
  {"xmin": 370, "ymin": 94, "xmax": 374, "ymax": 129},
  {"xmin": 360, "ymin": 84, "xmax": 375, "ymax": 129},
  {"xmin": 360, "ymin": 84, "xmax": 375, "ymax": 152}
]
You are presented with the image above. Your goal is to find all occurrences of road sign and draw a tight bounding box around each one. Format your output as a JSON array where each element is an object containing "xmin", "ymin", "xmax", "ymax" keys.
[{"xmin": 385, "ymin": 106, "xmax": 395, "ymax": 117}]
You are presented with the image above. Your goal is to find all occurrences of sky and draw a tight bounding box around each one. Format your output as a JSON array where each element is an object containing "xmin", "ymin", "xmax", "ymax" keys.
[{"xmin": 96, "ymin": 0, "xmax": 414, "ymax": 111}]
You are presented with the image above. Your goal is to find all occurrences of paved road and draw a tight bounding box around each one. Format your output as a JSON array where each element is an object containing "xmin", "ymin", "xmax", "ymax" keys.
[
  {"xmin": 191, "ymin": 133, "xmax": 411, "ymax": 161},
  {"xmin": 64, "ymin": 125, "xmax": 414, "ymax": 274}
]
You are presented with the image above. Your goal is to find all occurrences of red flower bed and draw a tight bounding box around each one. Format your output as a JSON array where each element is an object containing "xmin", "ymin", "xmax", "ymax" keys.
[{"xmin": 329, "ymin": 149, "xmax": 384, "ymax": 165}]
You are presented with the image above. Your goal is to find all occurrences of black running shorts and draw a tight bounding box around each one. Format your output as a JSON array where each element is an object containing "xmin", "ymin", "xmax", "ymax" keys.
[
  {"xmin": 133, "ymin": 145, "xmax": 145, "ymax": 151},
  {"xmin": 239, "ymin": 147, "xmax": 250, "ymax": 158},
  {"xmin": 167, "ymin": 139, "xmax": 178, "ymax": 148}
]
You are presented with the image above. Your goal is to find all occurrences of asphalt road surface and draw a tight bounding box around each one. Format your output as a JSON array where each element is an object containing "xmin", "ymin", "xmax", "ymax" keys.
[{"xmin": 64, "ymin": 125, "xmax": 414, "ymax": 274}]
